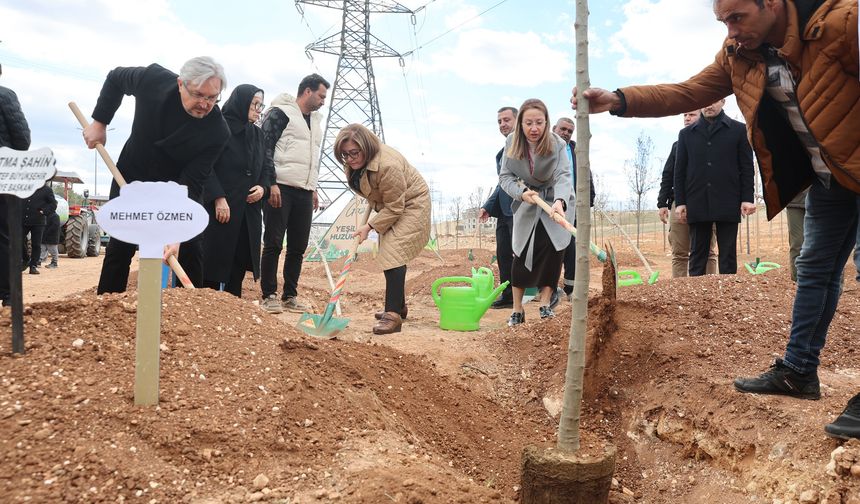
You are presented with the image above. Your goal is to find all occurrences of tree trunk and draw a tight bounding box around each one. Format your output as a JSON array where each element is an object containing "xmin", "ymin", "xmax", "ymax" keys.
[
  {"xmin": 522, "ymin": 3, "xmax": 617, "ymax": 502},
  {"xmin": 557, "ymin": 0, "xmax": 592, "ymax": 454}
]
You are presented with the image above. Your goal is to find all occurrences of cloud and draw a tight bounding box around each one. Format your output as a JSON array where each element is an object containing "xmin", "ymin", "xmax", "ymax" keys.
[
  {"xmin": 610, "ymin": 0, "xmax": 727, "ymax": 83},
  {"xmin": 425, "ymin": 28, "xmax": 572, "ymax": 86}
]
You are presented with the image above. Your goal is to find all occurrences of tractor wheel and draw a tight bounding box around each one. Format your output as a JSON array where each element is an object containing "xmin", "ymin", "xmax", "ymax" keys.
[
  {"xmin": 65, "ymin": 215, "xmax": 89, "ymax": 258},
  {"xmin": 86, "ymin": 224, "xmax": 101, "ymax": 256}
]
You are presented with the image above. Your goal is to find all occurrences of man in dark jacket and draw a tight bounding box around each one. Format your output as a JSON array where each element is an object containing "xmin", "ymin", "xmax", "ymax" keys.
[
  {"xmin": 21, "ymin": 184, "xmax": 57, "ymax": 275},
  {"xmin": 552, "ymin": 117, "xmax": 595, "ymax": 300},
  {"xmin": 0, "ymin": 63, "xmax": 32, "ymax": 306},
  {"xmin": 478, "ymin": 106, "xmax": 517, "ymax": 309},
  {"xmin": 657, "ymin": 110, "xmax": 718, "ymax": 277},
  {"xmin": 674, "ymin": 99, "xmax": 755, "ymax": 275},
  {"xmin": 83, "ymin": 56, "xmax": 230, "ymax": 293}
]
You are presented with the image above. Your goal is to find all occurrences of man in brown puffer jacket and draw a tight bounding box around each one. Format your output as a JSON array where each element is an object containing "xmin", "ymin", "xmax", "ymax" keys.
[{"xmin": 572, "ymin": 0, "xmax": 859, "ymax": 440}]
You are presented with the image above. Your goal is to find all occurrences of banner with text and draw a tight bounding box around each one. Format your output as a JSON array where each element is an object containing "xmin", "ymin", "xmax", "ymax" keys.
[
  {"xmin": 0, "ymin": 147, "xmax": 57, "ymax": 198},
  {"xmin": 306, "ymin": 196, "xmax": 376, "ymax": 262}
]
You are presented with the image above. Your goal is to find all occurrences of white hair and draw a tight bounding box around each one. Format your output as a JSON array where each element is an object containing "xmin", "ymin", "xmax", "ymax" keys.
[{"xmin": 179, "ymin": 56, "xmax": 227, "ymax": 91}]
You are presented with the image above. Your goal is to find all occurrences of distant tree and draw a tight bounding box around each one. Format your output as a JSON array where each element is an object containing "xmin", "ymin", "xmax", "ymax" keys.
[
  {"xmin": 591, "ymin": 173, "xmax": 608, "ymax": 245},
  {"xmin": 624, "ymin": 131, "xmax": 657, "ymax": 247},
  {"xmin": 449, "ymin": 196, "xmax": 463, "ymax": 249},
  {"xmin": 467, "ymin": 187, "xmax": 485, "ymax": 249}
]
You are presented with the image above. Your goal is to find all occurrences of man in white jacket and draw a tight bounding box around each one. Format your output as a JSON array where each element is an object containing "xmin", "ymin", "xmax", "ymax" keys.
[{"xmin": 260, "ymin": 74, "xmax": 329, "ymax": 313}]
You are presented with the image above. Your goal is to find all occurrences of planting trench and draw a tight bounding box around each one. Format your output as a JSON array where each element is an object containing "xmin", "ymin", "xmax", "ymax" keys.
[{"xmin": 2, "ymin": 248, "xmax": 860, "ymax": 503}]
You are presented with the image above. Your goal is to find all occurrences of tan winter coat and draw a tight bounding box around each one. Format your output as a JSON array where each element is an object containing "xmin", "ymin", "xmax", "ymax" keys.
[
  {"xmin": 620, "ymin": 0, "xmax": 859, "ymax": 219},
  {"xmin": 347, "ymin": 144, "xmax": 431, "ymax": 270}
]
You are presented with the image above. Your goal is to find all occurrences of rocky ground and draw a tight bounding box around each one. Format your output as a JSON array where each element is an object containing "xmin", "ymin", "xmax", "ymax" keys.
[{"xmin": 2, "ymin": 239, "xmax": 860, "ymax": 503}]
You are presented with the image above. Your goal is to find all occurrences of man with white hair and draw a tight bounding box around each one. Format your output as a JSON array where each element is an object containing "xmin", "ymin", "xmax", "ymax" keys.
[{"xmin": 83, "ymin": 56, "xmax": 231, "ymax": 293}]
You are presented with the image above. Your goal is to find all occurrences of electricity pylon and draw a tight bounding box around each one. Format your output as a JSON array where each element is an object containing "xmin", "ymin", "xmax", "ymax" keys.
[{"xmin": 296, "ymin": 0, "xmax": 412, "ymax": 220}]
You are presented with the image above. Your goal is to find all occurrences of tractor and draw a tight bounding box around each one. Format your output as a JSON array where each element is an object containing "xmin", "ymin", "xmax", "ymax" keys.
[{"xmin": 53, "ymin": 171, "xmax": 102, "ymax": 258}]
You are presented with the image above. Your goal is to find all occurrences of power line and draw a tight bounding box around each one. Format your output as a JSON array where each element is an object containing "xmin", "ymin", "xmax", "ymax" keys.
[{"xmin": 402, "ymin": 0, "xmax": 512, "ymax": 56}]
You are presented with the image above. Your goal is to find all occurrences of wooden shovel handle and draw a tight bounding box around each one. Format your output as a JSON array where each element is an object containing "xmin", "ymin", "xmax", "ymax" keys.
[
  {"xmin": 69, "ymin": 102, "xmax": 127, "ymax": 186},
  {"xmin": 69, "ymin": 101, "xmax": 194, "ymax": 289}
]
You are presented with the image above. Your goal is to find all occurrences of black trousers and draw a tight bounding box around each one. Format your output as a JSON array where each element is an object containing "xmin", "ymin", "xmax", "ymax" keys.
[
  {"xmin": 97, "ymin": 236, "xmax": 203, "ymax": 294},
  {"xmin": 689, "ymin": 221, "xmax": 738, "ymax": 275},
  {"xmin": 562, "ymin": 236, "xmax": 577, "ymax": 295},
  {"xmin": 0, "ymin": 198, "xmax": 9, "ymax": 303},
  {"xmin": 23, "ymin": 224, "xmax": 44, "ymax": 268},
  {"xmin": 495, "ymin": 215, "xmax": 513, "ymax": 301},
  {"xmin": 384, "ymin": 265, "xmax": 407, "ymax": 313},
  {"xmin": 260, "ymin": 184, "xmax": 313, "ymax": 299},
  {"xmin": 203, "ymin": 219, "xmax": 251, "ymax": 298}
]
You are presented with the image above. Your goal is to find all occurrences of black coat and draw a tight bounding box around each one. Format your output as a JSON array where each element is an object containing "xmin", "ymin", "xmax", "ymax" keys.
[
  {"xmin": 656, "ymin": 142, "xmax": 678, "ymax": 209},
  {"xmin": 674, "ymin": 112, "xmax": 754, "ymax": 223},
  {"xmin": 91, "ymin": 64, "xmax": 230, "ymax": 201},
  {"xmin": 0, "ymin": 85, "xmax": 30, "ymax": 150},
  {"xmin": 482, "ymin": 147, "xmax": 514, "ymax": 218},
  {"xmin": 202, "ymin": 84, "xmax": 268, "ymax": 283},
  {"xmin": 42, "ymin": 213, "xmax": 61, "ymax": 245},
  {"xmin": 22, "ymin": 186, "xmax": 57, "ymax": 227}
]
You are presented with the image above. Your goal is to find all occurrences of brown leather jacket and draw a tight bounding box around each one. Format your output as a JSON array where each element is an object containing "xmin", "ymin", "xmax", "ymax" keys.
[{"xmin": 620, "ymin": 0, "xmax": 859, "ymax": 219}]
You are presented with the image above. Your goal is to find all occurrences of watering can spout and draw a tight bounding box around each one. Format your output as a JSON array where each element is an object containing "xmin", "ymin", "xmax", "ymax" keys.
[{"xmin": 478, "ymin": 281, "xmax": 510, "ymax": 313}]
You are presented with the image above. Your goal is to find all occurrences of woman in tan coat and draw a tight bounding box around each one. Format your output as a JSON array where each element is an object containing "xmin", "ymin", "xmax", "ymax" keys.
[{"xmin": 334, "ymin": 124, "xmax": 431, "ymax": 335}]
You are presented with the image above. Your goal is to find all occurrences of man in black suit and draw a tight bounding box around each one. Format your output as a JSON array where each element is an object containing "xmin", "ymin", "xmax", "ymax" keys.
[
  {"xmin": 674, "ymin": 99, "xmax": 756, "ymax": 275},
  {"xmin": 479, "ymin": 106, "xmax": 517, "ymax": 309},
  {"xmin": 83, "ymin": 56, "xmax": 231, "ymax": 293}
]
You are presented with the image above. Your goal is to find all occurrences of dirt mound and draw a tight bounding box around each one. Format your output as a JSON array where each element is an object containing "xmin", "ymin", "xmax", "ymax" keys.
[
  {"xmin": 0, "ymin": 289, "xmax": 553, "ymax": 503},
  {"xmin": 483, "ymin": 269, "xmax": 860, "ymax": 503}
]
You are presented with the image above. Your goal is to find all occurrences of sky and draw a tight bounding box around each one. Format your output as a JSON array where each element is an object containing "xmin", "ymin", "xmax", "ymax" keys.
[{"xmin": 0, "ymin": 0, "xmax": 740, "ymax": 219}]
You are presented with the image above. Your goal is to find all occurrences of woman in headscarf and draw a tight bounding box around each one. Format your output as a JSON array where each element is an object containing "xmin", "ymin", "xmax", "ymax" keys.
[
  {"xmin": 333, "ymin": 124, "xmax": 431, "ymax": 335},
  {"xmin": 202, "ymin": 84, "xmax": 269, "ymax": 297},
  {"xmin": 499, "ymin": 98, "xmax": 573, "ymax": 327}
]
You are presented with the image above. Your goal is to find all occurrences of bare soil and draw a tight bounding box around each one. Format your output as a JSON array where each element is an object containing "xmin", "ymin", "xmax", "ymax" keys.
[{"xmin": 2, "ymin": 236, "xmax": 860, "ymax": 503}]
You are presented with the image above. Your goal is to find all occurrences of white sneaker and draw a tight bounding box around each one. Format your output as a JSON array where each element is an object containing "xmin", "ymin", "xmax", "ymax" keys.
[{"xmin": 261, "ymin": 295, "xmax": 283, "ymax": 314}]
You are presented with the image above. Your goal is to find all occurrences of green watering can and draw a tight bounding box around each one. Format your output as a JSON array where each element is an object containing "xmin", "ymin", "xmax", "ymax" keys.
[
  {"xmin": 471, "ymin": 267, "xmax": 497, "ymax": 298},
  {"xmin": 432, "ymin": 271, "xmax": 510, "ymax": 331}
]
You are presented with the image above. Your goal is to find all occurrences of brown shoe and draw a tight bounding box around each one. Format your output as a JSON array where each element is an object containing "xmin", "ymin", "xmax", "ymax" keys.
[
  {"xmin": 372, "ymin": 312, "xmax": 402, "ymax": 335},
  {"xmin": 374, "ymin": 305, "xmax": 408, "ymax": 320}
]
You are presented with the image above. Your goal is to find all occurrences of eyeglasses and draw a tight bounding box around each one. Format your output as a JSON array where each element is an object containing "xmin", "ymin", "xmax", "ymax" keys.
[
  {"xmin": 250, "ymin": 102, "xmax": 265, "ymax": 112},
  {"xmin": 342, "ymin": 149, "xmax": 362, "ymax": 161},
  {"xmin": 182, "ymin": 81, "xmax": 221, "ymax": 104}
]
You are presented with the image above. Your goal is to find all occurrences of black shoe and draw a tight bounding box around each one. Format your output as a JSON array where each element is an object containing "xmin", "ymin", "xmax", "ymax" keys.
[
  {"xmin": 825, "ymin": 393, "xmax": 860, "ymax": 440},
  {"xmin": 539, "ymin": 305, "xmax": 555, "ymax": 319},
  {"xmin": 549, "ymin": 288, "xmax": 562, "ymax": 310},
  {"xmin": 28, "ymin": 266, "xmax": 40, "ymax": 275},
  {"xmin": 733, "ymin": 359, "xmax": 821, "ymax": 400},
  {"xmin": 507, "ymin": 311, "xmax": 525, "ymax": 327},
  {"xmin": 490, "ymin": 298, "xmax": 513, "ymax": 309},
  {"xmin": 1, "ymin": 299, "xmax": 9, "ymax": 307}
]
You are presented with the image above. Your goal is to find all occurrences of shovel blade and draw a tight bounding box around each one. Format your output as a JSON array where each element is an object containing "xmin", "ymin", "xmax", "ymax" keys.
[{"xmin": 296, "ymin": 312, "xmax": 350, "ymax": 339}]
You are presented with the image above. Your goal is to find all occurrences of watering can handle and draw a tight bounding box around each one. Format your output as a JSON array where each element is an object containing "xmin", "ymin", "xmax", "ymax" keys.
[{"xmin": 431, "ymin": 276, "xmax": 475, "ymax": 305}]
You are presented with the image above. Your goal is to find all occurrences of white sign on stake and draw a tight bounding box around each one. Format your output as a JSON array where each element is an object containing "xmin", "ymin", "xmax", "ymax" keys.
[
  {"xmin": 97, "ymin": 181, "xmax": 207, "ymax": 406},
  {"xmin": 0, "ymin": 147, "xmax": 57, "ymax": 197},
  {"xmin": 97, "ymin": 181, "xmax": 208, "ymax": 258}
]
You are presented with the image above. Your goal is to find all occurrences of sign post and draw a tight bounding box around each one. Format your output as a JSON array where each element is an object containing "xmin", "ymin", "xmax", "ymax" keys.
[
  {"xmin": 0, "ymin": 147, "xmax": 57, "ymax": 354},
  {"xmin": 97, "ymin": 181, "xmax": 207, "ymax": 405}
]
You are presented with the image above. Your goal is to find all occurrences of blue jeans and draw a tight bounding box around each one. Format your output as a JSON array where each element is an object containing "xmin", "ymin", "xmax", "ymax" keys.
[
  {"xmin": 855, "ymin": 223, "xmax": 860, "ymax": 281},
  {"xmin": 783, "ymin": 178, "xmax": 858, "ymax": 374}
]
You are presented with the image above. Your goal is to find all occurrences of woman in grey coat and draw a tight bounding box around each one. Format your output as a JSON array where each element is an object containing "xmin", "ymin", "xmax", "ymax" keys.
[{"xmin": 499, "ymin": 98, "xmax": 573, "ymax": 326}]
